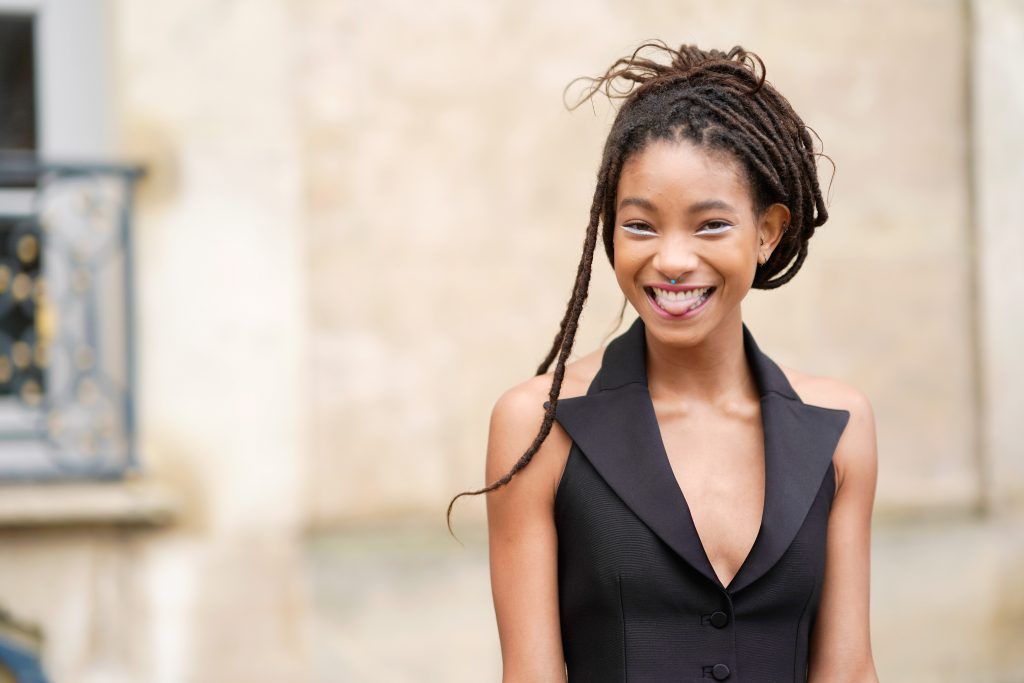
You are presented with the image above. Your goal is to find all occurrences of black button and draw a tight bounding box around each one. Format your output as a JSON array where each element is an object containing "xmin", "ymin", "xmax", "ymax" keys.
[
  {"xmin": 710, "ymin": 610, "xmax": 728, "ymax": 628},
  {"xmin": 543, "ymin": 401, "xmax": 551, "ymax": 409},
  {"xmin": 712, "ymin": 663, "xmax": 731, "ymax": 680}
]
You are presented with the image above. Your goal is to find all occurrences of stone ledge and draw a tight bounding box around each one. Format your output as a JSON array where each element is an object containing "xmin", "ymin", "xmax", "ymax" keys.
[{"xmin": 0, "ymin": 480, "xmax": 178, "ymax": 529}]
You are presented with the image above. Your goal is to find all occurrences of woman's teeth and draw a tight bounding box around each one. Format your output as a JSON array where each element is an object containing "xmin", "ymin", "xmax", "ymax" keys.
[{"xmin": 650, "ymin": 286, "xmax": 713, "ymax": 314}]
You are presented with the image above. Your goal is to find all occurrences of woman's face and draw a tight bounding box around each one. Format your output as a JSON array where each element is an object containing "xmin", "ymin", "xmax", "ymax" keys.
[{"xmin": 612, "ymin": 138, "xmax": 788, "ymax": 343}]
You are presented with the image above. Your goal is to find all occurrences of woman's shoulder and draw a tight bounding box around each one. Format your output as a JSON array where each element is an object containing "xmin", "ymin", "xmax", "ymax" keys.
[
  {"xmin": 486, "ymin": 345, "xmax": 606, "ymax": 502},
  {"xmin": 492, "ymin": 344, "xmax": 606, "ymax": 417},
  {"xmin": 776, "ymin": 363, "xmax": 871, "ymax": 414},
  {"xmin": 776, "ymin": 363, "xmax": 878, "ymax": 492}
]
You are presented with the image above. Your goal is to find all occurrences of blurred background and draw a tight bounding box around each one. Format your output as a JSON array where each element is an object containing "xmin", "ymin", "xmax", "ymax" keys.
[{"xmin": 0, "ymin": 0, "xmax": 1021, "ymax": 681}]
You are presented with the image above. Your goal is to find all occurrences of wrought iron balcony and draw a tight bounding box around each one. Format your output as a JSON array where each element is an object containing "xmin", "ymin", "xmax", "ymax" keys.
[{"xmin": 0, "ymin": 155, "xmax": 145, "ymax": 479}]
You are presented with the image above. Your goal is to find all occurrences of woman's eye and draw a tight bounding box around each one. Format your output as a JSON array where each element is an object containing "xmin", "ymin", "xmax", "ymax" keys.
[
  {"xmin": 620, "ymin": 222, "xmax": 656, "ymax": 236},
  {"xmin": 699, "ymin": 221, "xmax": 733, "ymax": 234},
  {"xmin": 621, "ymin": 221, "xmax": 733, "ymax": 236}
]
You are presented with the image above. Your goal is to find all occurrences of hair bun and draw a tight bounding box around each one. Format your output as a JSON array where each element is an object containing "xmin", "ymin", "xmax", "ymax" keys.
[
  {"xmin": 671, "ymin": 44, "xmax": 733, "ymax": 70},
  {"xmin": 564, "ymin": 40, "xmax": 766, "ymax": 111}
]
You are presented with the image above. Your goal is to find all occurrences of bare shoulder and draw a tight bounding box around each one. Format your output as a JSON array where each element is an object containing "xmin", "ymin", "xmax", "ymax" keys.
[
  {"xmin": 487, "ymin": 344, "xmax": 605, "ymax": 501},
  {"xmin": 491, "ymin": 343, "xmax": 606, "ymax": 422},
  {"xmin": 486, "ymin": 344, "xmax": 604, "ymax": 680},
  {"xmin": 777, "ymin": 364, "xmax": 878, "ymax": 494},
  {"xmin": 776, "ymin": 363, "xmax": 872, "ymax": 417}
]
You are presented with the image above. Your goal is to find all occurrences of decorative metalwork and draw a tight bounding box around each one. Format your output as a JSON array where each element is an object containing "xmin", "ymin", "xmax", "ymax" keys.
[{"xmin": 0, "ymin": 156, "xmax": 144, "ymax": 478}]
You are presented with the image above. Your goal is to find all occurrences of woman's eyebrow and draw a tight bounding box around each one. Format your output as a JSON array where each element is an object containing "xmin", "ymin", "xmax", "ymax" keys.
[
  {"xmin": 686, "ymin": 198, "xmax": 736, "ymax": 214},
  {"xmin": 617, "ymin": 196, "xmax": 657, "ymax": 212},
  {"xmin": 617, "ymin": 197, "xmax": 736, "ymax": 214}
]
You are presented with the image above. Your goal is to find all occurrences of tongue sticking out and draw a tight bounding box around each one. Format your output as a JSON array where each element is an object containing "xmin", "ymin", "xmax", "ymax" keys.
[{"xmin": 652, "ymin": 288, "xmax": 712, "ymax": 315}]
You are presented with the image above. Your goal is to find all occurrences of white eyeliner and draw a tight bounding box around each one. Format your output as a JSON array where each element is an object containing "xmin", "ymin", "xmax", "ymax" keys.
[
  {"xmin": 619, "ymin": 224, "xmax": 734, "ymax": 235},
  {"xmin": 620, "ymin": 224, "xmax": 654, "ymax": 235}
]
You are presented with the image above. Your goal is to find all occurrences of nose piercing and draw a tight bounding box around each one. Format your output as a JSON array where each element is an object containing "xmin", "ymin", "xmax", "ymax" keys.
[{"xmin": 669, "ymin": 279, "xmax": 677, "ymax": 284}]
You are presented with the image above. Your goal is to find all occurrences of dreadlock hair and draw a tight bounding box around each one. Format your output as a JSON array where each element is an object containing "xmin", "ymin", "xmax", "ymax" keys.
[{"xmin": 446, "ymin": 40, "xmax": 834, "ymax": 538}]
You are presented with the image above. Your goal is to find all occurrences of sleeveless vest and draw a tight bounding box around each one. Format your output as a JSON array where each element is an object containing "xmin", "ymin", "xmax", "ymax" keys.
[{"xmin": 547, "ymin": 317, "xmax": 850, "ymax": 682}]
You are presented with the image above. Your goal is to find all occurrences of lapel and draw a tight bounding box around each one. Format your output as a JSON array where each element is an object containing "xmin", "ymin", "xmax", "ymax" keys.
[{"xmin": 547, "ymin": 316, "xmax": 850, "ymax": 594}]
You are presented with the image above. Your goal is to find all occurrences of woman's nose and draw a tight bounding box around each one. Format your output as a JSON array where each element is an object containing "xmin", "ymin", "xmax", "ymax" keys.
[{"xmin": 653, "ymin": 234, "xmax": 700, "ymax": 275}]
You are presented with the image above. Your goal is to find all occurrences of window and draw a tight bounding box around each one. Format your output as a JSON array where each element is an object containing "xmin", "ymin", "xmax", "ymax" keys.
[
  {"xmin": 0, "ymin": 1, "xmax": 142, "ymax": 478},
  {"xmin": 0, "ymin": 14, "xmax": 36, "ymax": 153}
]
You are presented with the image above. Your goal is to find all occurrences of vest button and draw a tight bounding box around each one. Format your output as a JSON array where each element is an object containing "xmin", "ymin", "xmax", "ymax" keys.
[
  {"xmin": 712, "ymin": 663, "xmax": 731, "ymax": 680},
  {"xmin": 710, "ymin": 610, "xmax": 728, "ymax": 628}
]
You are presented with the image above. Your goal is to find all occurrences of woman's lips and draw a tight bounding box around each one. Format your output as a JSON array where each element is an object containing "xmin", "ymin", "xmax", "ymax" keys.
[{"xmin": 645, "ymin": 285, "xmax": 716, "ymax": 318}]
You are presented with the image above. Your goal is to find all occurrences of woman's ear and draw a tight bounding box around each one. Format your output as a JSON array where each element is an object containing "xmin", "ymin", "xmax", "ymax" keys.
[{"xmin": 757, "ymin": 203, "xmax": 791, "ymax": 262}]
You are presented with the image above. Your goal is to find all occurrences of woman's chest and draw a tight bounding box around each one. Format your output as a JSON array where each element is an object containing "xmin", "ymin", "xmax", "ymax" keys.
[
  {"xmin": 555, "ymin": 440, "xmax": 834, "ymax": 624},
  {"xmin": 655, "ymin": 403, "xmax": 766, "ymax": 590}
]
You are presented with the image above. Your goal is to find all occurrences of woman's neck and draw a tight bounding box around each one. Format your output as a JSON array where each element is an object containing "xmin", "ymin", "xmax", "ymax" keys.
[{"xmin": 643, "ymin": 319, "xmax": 758, "ymax": 410}]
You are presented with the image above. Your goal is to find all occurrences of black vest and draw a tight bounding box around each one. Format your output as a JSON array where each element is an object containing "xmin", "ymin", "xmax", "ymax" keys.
[{"xmin": 548, "ymin": 317, "xmax": 850, "ymax": 682}]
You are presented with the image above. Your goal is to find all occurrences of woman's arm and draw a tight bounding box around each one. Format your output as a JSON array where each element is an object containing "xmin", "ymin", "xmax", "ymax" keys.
[
  {"xmin": 807, "ymin": 385, "xmax": 881, "ymax": 682},
  {"xmin": 486, "ymin": 381, "xmax": 569, "ymax": 683}
]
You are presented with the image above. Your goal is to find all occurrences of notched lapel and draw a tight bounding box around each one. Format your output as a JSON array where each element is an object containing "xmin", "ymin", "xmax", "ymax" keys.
[
  {"xmin": 726, "ymin": 395, "xmax": 849, "ymax": 594},
  {"xmin": 553, "ymin": 386, "xmax": 722, "ymax": 588},
  {"xmin": 548, "ymin": 316, "xmax": 851, "ymax": 595}
]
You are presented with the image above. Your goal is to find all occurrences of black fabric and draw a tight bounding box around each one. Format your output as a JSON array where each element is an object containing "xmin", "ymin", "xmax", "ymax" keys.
[{"xmin": 549, "ymin": 317, "xmax": 850, "ymax": 682}]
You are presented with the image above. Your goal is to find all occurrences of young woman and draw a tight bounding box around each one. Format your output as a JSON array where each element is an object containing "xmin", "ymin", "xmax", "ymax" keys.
[{"xmin": 448, "ymin": 41, "xmax": 879, "ymax": 682}]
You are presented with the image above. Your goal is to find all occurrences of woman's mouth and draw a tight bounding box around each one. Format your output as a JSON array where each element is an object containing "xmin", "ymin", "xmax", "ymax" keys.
[{"xmin": 644, "ymin": 285, "xmax": 716, "ymax": 319}]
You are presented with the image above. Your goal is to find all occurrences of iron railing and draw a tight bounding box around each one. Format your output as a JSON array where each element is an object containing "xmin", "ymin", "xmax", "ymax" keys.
[{"xmin": 0, "ymin": 156, "xmax": 144, "ymax": 479}]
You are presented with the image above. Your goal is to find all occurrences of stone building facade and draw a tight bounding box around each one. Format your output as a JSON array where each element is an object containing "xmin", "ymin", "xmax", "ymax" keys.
[{"xmin": 0, "ymin": 0, "xmax": 1020, "ymax": 681}]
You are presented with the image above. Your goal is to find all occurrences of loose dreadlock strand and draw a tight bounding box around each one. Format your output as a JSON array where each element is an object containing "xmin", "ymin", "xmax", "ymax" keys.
[
  {"xmin": 445, "ymin": 183, "xmax": 603, "ymax": 539},
  {"xmin": 447, "ymin": 39, "xmax": 838, "ymax": 537},
  {"xmin": 534, "ymin": 185, "xmax": 605, "ymax": 377}
]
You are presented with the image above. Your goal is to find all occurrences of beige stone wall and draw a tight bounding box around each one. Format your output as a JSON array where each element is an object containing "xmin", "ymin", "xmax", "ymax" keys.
[
  {"xmin": 975, "ymin": 0, "xmax": 1024, "ymax": 515},
  {"xmin": 115, "ymin": 0, "xmax": 314, "ymax": 678},
  {"xmin": 301, "ymin": 0, "xmax": 979, "ymax": 526},
  {"xmin": 0, "ymin": 0, "xmax": 1018, "ymax": 681},
  {"xmin": 1, "ymin": 1, "xmax": 314, "ymax": 681}
]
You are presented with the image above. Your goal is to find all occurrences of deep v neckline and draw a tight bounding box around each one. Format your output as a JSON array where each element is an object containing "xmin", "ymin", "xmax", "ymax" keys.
[
  {"xmin": 549, "ymin": 315, "xmax": 852, "ymax": 595},
  {"xmin": 644, "ymin": 381, "xmax": 769, "ymax": 593}
]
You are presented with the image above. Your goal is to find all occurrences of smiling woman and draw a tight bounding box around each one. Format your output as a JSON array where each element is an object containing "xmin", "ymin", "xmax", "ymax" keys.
[
  {"xmin": 447, "ymin": 40, "xmax": 879, "ymax": 683},
  {"xmin": 613, "ymin": 138, "xmax": 791, "ymax": 330}
]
